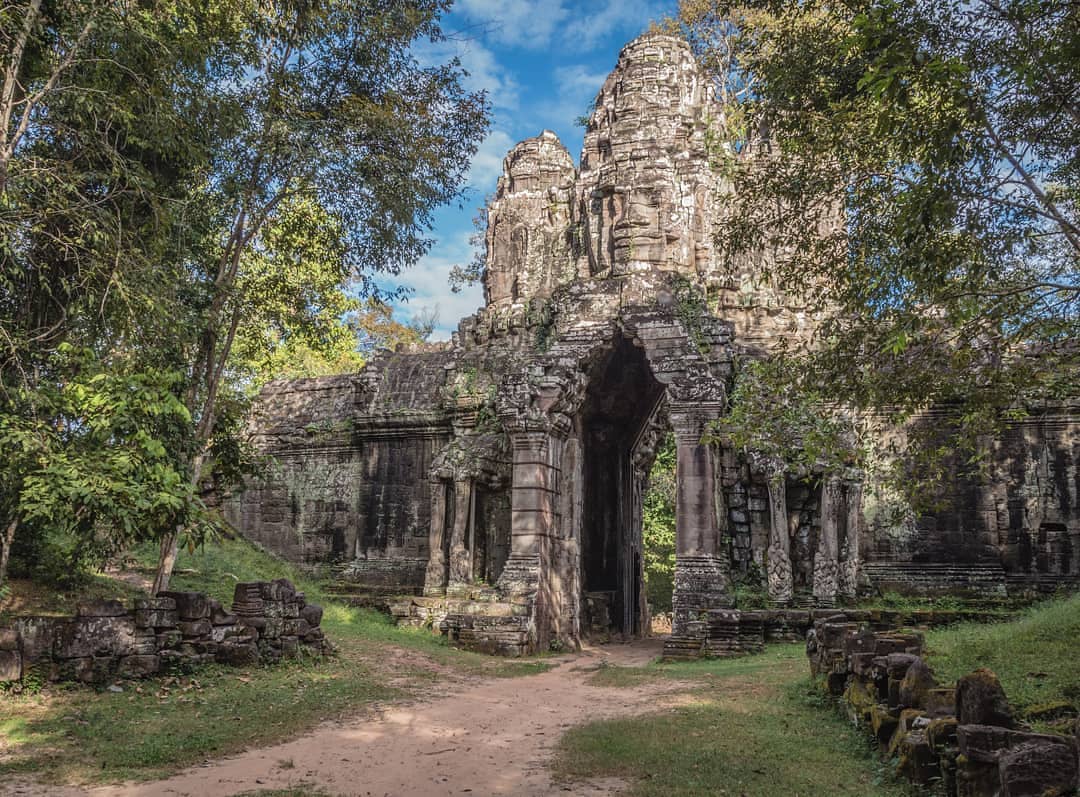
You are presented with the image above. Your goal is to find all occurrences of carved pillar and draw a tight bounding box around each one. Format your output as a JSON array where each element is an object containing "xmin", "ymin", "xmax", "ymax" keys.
[
  {"xmin": 495, "ymin": 418, "xmax": 567, "ymax": 600},
  {"xmin": 766, "ymin": 473, "xmax": 794, "ymax": 605},
  {"xmin": 423, "ymin": 480, "xmax": 450, "ymax": 596},
  {"xmin": 838, "ymin": 477, "xmax": 863, "ymax": 599},
  {"xmin": 667, "ymin": 403, "xmax": 731, "ymax": 655},
  {"xmin": 813, "ymin": 476, "xmax": 843, "ymax": 606},
  {"xmin": 448, "ymin": 479, "xmax": 474, "ymax": 591}
]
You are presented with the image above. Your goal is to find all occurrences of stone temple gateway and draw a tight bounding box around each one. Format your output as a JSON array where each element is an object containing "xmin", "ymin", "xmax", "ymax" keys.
[{"xmin": 228, "ymin": 35, "xmax": 1080, "ymax": 656}]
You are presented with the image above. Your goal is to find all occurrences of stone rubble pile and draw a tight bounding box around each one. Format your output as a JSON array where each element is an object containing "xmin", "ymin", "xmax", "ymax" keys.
[
  {"xmin": 807, "ymin": 615, "xmax": 1079, "ymax": 796},
  {"xmin": 0, "ymin": 579, "xmax": 329, "ymax": 685}
]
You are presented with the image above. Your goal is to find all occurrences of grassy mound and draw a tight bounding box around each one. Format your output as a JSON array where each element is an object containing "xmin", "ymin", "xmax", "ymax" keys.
[{"xmin": 924, "ymin": 590, "xmax": 1080, "ymax": 727}]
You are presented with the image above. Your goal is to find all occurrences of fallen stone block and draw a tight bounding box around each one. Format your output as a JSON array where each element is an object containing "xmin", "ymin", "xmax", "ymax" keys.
[
  {"xmin": 898, "ymin": 658, "xmax": 938, "ymax": 710},
  {"xmin": 301, "ymin": 603, "xmax": 323, "ymax": 628},
  {"xmin": 159, "ymin": 591, "xmax": 210, "ymax": 621},
  {"xmin": 957, "ymin": 668, "xmax": 1014, "ymax": 727},
  {"xmin": 998, "ymin": 738, "xmax": 1079, "ymax": 797}
]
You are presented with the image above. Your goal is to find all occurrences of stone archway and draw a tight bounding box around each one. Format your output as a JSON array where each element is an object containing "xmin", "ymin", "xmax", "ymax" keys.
[{"xmin": 578, "ymin": 334, "xmax": 665, "ymax": 637}]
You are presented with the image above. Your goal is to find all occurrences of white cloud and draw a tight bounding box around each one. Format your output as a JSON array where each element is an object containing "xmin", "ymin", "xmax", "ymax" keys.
[
  {"xmin": 393, "ymin": 229, "xmax": 486, "ymax": 340},
  {"xmin": 455, "ymin": 0, "xmax": 571, "ymax": 49},
  {"xmin": 467, "ymin": 128, "xmax": 515, "ymax": 194},
  {"xmin": 415, "ymin": 38, "xmax": 520, "ymax": 112},
  {"xmin": 570, "ymin": 0, "xmax": 670, "ymax": 50}
]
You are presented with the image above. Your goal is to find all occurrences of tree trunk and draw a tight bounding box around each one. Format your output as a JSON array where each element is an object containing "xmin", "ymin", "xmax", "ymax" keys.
[
  {"xmin": 152, "ymin": 448, "xmax": 209, "ymax": 594},
  {"xmin": 0, "ymin": 517, "xmax": 18, "ymax": 596}
]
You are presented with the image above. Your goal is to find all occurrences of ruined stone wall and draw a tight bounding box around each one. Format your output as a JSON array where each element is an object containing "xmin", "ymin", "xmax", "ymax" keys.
[
  {"xmin": 0, "ymin": 580, "xmax": 328, "ymax": 685},
  {"xmin": 861, "ymin": 404, "xmax": 1080, "ymax": 596},
  {"xmin": 808, "ymin": 615, "xmax": 1080, "ymax": 796}
]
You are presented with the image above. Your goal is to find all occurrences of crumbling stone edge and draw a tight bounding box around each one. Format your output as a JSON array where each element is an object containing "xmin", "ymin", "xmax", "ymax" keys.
[
  {"xmin": 0, "ymin": 579, "xmax": 330, "ymax": 687},
  {"xmin": 807, "ymin": 615, "xmax": 1079, "ymax": 796}
]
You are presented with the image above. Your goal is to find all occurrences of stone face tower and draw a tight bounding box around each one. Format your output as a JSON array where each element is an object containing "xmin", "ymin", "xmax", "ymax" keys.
[
  {"xmin": 575, "ymin": 35, "xmax": 716, "ymax": 278},
  {"xmin": 228, "ymin": 34, "xmax": 1080, "ymax": 656}
]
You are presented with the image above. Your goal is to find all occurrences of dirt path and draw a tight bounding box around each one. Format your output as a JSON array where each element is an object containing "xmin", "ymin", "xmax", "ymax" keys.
[{"xmin": 19, "ymin": 639, "xmax": 684, "ymax": 797}]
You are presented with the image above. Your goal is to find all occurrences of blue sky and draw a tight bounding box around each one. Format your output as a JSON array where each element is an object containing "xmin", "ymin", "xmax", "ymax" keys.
[{"xmin": 390, "ymin": 0, "xmax": 679, "ymax": 339}]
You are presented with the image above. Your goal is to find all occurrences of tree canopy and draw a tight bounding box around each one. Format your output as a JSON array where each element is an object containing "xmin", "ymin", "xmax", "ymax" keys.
[
  {"xmin": 0, "ymin": 0, "xmax": 487, "ymax": 594},
  {"xmin": 680, "ymin": 0, "xmax": 1079, "ymax": 480}
]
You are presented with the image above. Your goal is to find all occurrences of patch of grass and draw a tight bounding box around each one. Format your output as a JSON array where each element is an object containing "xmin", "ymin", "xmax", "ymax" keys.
[
  {"xmin": 0, "ymin": 575, "xmax": 145, "ymax": 622},
  {"xmin": 554, "ymin": 645, "xmax": 915, "ymax": 797},
  {"xmin": 924, "ymin": 591, "xmax": 1080, "ymax": 721},
  {"xmin": 0, "ymin": 645, "xmax": 395, "ymax": 783}
]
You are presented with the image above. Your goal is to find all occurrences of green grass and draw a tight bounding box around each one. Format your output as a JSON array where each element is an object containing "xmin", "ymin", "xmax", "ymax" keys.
[
  {"xmin": 924, "ymin": 591, "xmax": 1080, "ymax": 724},
  {"xmin": 0, "ymin": 536, "xmax": 550, "ymax": 784},
  {"xmin": 554, "ymin": 645, "xmax": 915, "ymax": 797}
]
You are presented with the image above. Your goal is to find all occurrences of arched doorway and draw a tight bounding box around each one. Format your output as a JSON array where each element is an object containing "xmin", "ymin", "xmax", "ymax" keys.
[{"xmin": 579, "ymin": 334, "xmax": 665, "ymax": 636}]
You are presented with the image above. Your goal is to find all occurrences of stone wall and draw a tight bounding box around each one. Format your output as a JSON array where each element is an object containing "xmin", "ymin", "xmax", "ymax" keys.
[
  {"xmin": 0, "ymin": 580, "xmax": 328, "ymax": 685},
  {"xmin": 807, "ymin": 615, "xmax": 1079, "ymax": 796}
]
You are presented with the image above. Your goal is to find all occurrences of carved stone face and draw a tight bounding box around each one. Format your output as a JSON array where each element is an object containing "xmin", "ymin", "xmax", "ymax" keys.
[
  {"xmin": 483, "ymin": 131, "xmax": 575, "ymax": 306},
  {"xmin": 575, "ymin": 35, "xmax": 717, "ymax": 279}
]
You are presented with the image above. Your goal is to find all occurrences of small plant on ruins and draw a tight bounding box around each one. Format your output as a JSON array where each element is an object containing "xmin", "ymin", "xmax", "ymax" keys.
[{"xmin": 670, "ymin": 276, "xmax": 713, "ymax": 356}]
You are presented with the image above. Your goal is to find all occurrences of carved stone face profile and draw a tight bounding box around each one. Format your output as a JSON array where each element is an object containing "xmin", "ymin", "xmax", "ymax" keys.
[{"xmin": 483, "ymin": 131, "xmax": 575, "ymax": 306}]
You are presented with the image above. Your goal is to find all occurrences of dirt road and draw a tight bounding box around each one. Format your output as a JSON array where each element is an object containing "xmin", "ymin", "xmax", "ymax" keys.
[{"xmin": 24, "ymin": 639, "xmax": 681, "ymax": 797}]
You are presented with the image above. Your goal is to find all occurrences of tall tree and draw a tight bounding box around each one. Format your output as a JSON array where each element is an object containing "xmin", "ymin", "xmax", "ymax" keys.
[
  {"xmin": 680, "ymin": 0, "xmax": 1079, "ymax": 484},
  {"xmin": 151, "ymin": 0, "xmax": 488, "ymax": 592},
  {"xmin": 0, "ymin": 1, "xmax": 239, "ymax": 591}
]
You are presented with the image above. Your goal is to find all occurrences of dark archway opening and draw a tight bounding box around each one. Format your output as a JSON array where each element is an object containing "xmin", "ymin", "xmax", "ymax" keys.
[{"xmin": 581, "ymin": 334, "xmax": 664, "ymax": 635}]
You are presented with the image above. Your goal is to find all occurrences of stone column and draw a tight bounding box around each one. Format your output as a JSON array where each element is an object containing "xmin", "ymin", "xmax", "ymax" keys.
[
  {"xmin": 423, "ymin": 480, "xmax": 450, "ymax": 596},
  {"xmin": 448, "ymin": 479, "xmax": 474, "ymax": 591},
  {"xmin": 813, "ymin": 476, "xmax": 843, "ymax": 606},
  {"xmin": 495, "ymin": 417, "xmax": 567, "ymax": 600},
  {"xmin": 667, "ymin": 403, "xmax": 731, "ymax": 657},
  {"xmin": 766, "ymin": 472, "xmax": 794, "ymax": 605},
  {"xmin": 838, "ymin": 478, "xmax": 863, "ymax": 599}
]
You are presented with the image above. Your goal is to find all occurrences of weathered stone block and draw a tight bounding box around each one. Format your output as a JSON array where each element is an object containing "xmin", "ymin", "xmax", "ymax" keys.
[
  {"xmin": 301, "ymin": 603, "xmax": 323, "ymax": 627},
  {"xmin": 16, "ymin": 617, "xmax": 61, "ymax": 663},
  {"xmin": 281, "ymin": 636, "xmax": 300, "ymax": 658},
  {"xmin": 0, "ymin": 626, "xmax": 17, "ymax": 652},
  {"xmin": 0, "ymin": 649, "xmax": 22, "ymax": 681},
  {"xmin": 134, "ymin": 598, "xmax": 178, "ymax": 629},
  {"xmin": 178, "ymin": 620, "xmax": 212, "ymax": 639},
  {"xmin": 896, "ymin": 730, "xmax": 939, "ymax": 784},
  {"xmin": 116, "ymin": 654, "xmax": 160, "ymax": 679},
  {"xmin": 159, "ymin": 591, "xmax": 210, "ymax": 621},
  {"xmin": 998, "ymin": 739, "xmax": 1078, "ymax": 797},
  {"xmin": 54, "ymin": 616, "xmax": 136, "ymax": 658},
  {"xmin": 216, "ymin": 642, "xmax": 259, "ymax": 666},
  {"xmin": 898, "ymin": 658, "xmax": 938, "ymax": 709},
  {"xmin": 957, "ymin": 668, "xmax": 1013, "ymax": 727},
  {"xmin": 282, "ymin": 618, "xmax": 310, "ymax": 637}
]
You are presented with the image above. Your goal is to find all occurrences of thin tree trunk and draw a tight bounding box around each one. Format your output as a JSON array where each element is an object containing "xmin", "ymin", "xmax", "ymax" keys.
[{"xmin": 0, "ymin": 517, "xmax": 18, "ymax": 595}]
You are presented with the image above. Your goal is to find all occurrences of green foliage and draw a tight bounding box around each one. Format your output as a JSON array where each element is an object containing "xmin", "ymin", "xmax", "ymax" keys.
[
  {"xmin": 0, "ymin": 345, "xmax": 205, "ymax": 590},
  {"xmin": 671, "ymin": 277, "xmax": 712, "ymax": 355},
  {"xmin": 710, "ymin": 358, "xmax": 862, "ymax": 476},
  {"xmin": 0, "ymin": 0, "xmax": 488, "ymax": 591},
  {"xmin": 642, "ymin": 434, "xmax": 676, "ymax": 614}
]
